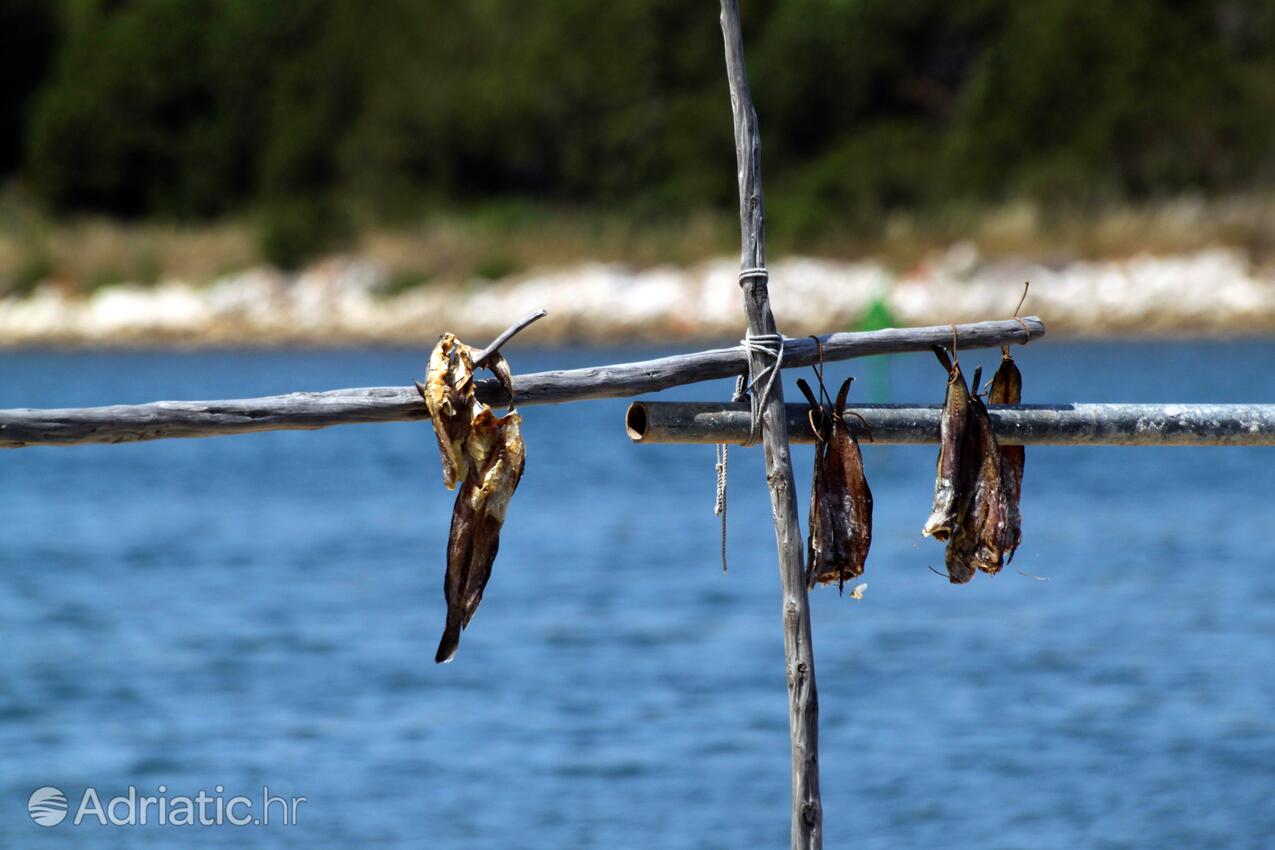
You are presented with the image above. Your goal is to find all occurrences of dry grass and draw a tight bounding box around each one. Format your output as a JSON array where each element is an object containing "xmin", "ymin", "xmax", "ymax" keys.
[
  {"xmin": 792, "ymin": 195, "xmax": 1275, "ymax": 273},
  {"xmin": 359, "ymin": 208, "xmax": 735, "ymax": 286},
  {"xmin": 0, "ymin": 218, "xmax": 257, "ymax": 295}
]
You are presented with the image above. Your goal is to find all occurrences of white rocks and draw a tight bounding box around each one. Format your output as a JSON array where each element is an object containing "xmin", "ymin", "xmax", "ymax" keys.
[
  {"xmin": 85, "ymin": 283, "xmax": 208, "ymax": 338},
  {"xmin": 1, "ymin": 247, "xmax": 1272, "ymax": 346}
]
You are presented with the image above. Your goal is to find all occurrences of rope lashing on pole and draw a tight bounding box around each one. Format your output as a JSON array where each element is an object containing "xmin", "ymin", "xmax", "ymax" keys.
[{"xmin": 715, "ymin": 266, "xmax": 785, "ymax": 574}]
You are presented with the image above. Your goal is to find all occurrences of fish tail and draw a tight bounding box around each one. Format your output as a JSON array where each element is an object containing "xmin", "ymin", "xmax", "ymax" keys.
[{"xmin": 435, "ymin": 613, "xmax": 463, "ymax": 664}]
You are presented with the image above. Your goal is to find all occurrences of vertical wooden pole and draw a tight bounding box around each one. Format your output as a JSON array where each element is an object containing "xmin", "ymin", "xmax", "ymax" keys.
[{"xmin": 718, "ymin": 3, "xmax": 822, "ymax": 848}]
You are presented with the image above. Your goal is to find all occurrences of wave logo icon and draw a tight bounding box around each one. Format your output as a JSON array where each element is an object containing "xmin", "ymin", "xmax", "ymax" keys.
[{"xmin": 28, "ymin": 786, "xmax": 69, "ymax": 827}]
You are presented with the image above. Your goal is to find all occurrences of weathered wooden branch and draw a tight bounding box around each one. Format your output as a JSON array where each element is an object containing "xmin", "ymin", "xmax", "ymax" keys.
[
  {"xmin": 719, "ymin": 3, "xmax": 822, "ymax": 848},
  {"xmin": 0, "ymin": 317, "xmax": 1041, "ymax": 448},
  {"xmin": 627, "ymin": 402, "xmax": 1275, "ymax": 446}
]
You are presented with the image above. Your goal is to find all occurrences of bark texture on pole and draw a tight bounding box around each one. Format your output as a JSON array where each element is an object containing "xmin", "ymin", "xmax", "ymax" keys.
[{"xmin": 719, "ymin": 3, "xmax": 821, "ymax": 847}]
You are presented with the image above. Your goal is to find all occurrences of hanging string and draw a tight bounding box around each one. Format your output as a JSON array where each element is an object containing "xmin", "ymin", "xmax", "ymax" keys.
[
  {"xmin": 715, "ymin": 372, "xmax": 749, "ymax": 573},
  {"xmin": 714, "ymin": 442, "xmax": 729, "ymax": 572},
  {"xmin": 807, "ymin": 335, "xmax": 831, "ymax": 409}
]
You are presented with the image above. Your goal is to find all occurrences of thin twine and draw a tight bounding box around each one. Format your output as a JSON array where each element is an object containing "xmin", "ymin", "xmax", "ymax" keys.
[
  {"xmin": 714, "ymin": 442, "xmax": 729, "ymax": 572},
  {"xmin": 1014, "ymin": 317, "xmax": 1032, "ymax": 346},
  {"xmin": 1010, "ymin": 281, "xmax": 1032, "ymax": 348},
  {"xmin": 714, "ymin": 372, "xmax": 750, "ymax": 573}
]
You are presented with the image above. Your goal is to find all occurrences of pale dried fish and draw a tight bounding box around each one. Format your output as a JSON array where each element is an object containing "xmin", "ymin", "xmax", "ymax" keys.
[
  {"xmin": 417, "ymin": 333, "xmax": 476, "ymax": 489},
  {"xmin": 435, "ymin": 406, "xmax": 526, "ymax": 663},
  {"xmin": 922, "ymin": 346, "xmax": 971, "ymax": 542}
]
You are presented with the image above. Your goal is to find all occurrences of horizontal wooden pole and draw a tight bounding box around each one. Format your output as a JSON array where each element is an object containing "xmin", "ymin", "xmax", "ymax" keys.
[
  {"xmin": 625, "ymin": 401, "xmax": 1275, "ymax": 446},
  {"xmin": 0, "ymin": 317, "xmax": 1042, "ymax": 448}
]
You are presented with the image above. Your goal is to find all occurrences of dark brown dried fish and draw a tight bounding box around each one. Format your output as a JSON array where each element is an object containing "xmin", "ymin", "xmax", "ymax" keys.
[
  {"xmin": 988, "ymin": 349, "xmax": 1024, "ymax": 563},
  {"xmin": 927, "ymin": 312, "xmax": 1025, "ymax": 582},
  {"xmin": 966, "ymin": 369, "xmax": 1013, "ymax": 575},
  {"xmin": 417, "ymin": 333, "xmax": 476, "ymax": 490},
  {"xmin": 944, "ymin": 505, "xmax": 978, "ymax": 585},
  {"xmin": 799, "ymin": 379, "xmax": 834, "ymax": 586},
  {"xmin": 800, "ymin": 377, "xmax": 873, "ymax": 591},
  {"xmin": 922, "ymin": 346, "xmax": 971, "ymax": 542},
  {"xmin": 435, "ymin": 406, "xmax": 526, "ymax": 663},
  {"xmin": 937, "ymin": 363, "xmax": 982, "ymax": 584}
]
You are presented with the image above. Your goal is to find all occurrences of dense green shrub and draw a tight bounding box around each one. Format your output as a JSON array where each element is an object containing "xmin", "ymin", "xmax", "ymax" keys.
[
  {"xmin": 26, "ymin": 0, "xmax": 261, "ymax": 215},
  {"xmin": 9, "ymin": 0, "xmax": 1275, "ymax": 260},
  {"xmin": 949, "ymin": 0, "xmax": 1275, "ymax": 202},
  {"xmin": 0, "ymin": 0, "xmax": 59, "ymax": 177},
  {"xmin": 257, "ymin": 195, "xmax": 352, "ymax": 271}
]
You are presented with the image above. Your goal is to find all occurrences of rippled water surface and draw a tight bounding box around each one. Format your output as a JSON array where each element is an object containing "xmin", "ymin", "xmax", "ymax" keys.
[{"xmin": 4, "ymin": 340, "xmax": 1275, "ymax": 849}]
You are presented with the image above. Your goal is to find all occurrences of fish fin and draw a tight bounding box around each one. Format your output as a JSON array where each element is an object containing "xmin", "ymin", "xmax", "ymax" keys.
[
  {"xmin": 834, "ymin": 376, "xmax": 853, "ymax": 412},
  {"xmin": 797, "ymin": 378, "xmax": 829, "ymax": 440},
  {"xmin": 796, "ymin": 378, "xmax": 821, "ymax": 410},
  {"xmin": 932, "ymin": 345, "xmax": 952, "ymax": 372}
]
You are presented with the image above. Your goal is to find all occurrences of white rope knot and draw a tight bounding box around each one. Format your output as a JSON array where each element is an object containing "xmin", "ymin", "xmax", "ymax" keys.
[
  {"xmin": 738, "ymin": 267, "xmax": 769, "ymax": 286},
  {"xmin": 739, "ymin": 330, "xmax": 784, "ymax": 448}
]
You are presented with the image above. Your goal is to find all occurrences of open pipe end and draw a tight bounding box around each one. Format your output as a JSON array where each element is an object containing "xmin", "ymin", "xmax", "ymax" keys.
[{"xmin": 625, "ymin": 402, "xmax": 650, "ymax": 442}]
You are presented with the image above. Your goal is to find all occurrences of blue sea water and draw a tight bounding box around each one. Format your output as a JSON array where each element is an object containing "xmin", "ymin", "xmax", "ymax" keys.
[{"xmin": 3, "ymin": 340, "xmax": 1275, "ymax": 849}]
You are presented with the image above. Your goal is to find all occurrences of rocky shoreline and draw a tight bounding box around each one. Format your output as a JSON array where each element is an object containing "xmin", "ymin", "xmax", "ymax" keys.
[{"xmin": 3, "ymin": 246, "xmax": 1273, "ymax": 347}]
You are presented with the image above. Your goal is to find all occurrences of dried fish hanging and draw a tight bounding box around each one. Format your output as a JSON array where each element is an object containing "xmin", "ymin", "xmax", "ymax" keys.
[
  {"xmin": 417, "ymin": 333, "xmax": 476, "ymax": 489},
  {"xmin": 922, "ymin": 343, "xmax": 973, "ymax": 546},
  {"xmin": 962, "ymin": 288, "xmax": 1031, "ymax": 575},
  {"xmin": 922, "ymin": 346, "xmax": 974, "ymax": 583},
  {"xmin": 418, "ymin": 333, "xmax": 527, "ymax": 663},
  {"xmin": 798, "ymin": 341, "xmax": 873, "ymax": 592},
  {"xmin": 923, "ymin": 312, "xmax": 1028, "ymax": 582},
  {"xmin": 964, "ymin": 365, "xmax": 1014, "ymax": 575},
  {"xmin": 436, "ymin": 402, "xmax": 525, "ymax": 663},
  {"xmin": 988, "ymin": 285, "xmax": 1029, "ymax": 565},
  {"xmin": 988, "ymin": 346, "xmax": 1023, "ymax": 564}
]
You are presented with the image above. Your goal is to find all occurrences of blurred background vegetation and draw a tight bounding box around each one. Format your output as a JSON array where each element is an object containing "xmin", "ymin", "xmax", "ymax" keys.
[{"xmin": 2, "ymin": 0, "xmax": 1274, "ymax": 286}]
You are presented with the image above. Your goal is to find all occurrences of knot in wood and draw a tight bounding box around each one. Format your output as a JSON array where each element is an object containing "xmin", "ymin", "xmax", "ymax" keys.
[{"xmin": 801, "ymin": 801, "xmax": 820, "ymax": 826}]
